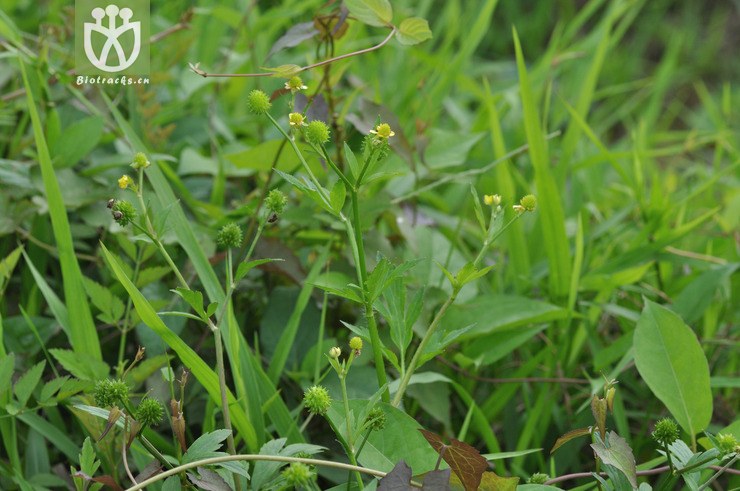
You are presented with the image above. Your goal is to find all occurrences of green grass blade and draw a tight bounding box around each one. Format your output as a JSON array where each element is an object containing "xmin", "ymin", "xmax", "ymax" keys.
[
  {"xmin": 267, "ymin": 245, "xmax": 329, "ymax": 383},
  {"xmin": 100, "ymin": 243, "xmax": 258, "ymax": 450},
  {"xmin": 22, "ymin": 251, "xmax": 70, "ymax": 337},
  {"xmin": 18, "ymin": 59, "xmax": 101, "ymax": 360},
  {"xmin": 512, "ymin": 28, "xmax": 571, "ymax": 299},
  {"xmin": 17, "ymin": 412, "xmax": 79, "ymax": 464}
]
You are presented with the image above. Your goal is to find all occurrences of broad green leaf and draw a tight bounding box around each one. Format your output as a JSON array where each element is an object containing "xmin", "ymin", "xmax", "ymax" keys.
[
  {"xmin": 464, "ymin": 325, "xmax": 547, "ymax": 367},
  {"xmin": 226, "ymin": 140, "xmax": 319, "ymax": 174},
  {"xmin": 14, "ymin": 361, "xmax": 45, "ymax": 407},
  {"xmin": 100, "ymin": 243, "xmax": 257, "ymax": 450},
  {"xmin": 633, "ymin": 300, "xmax": 712, "ymax": 436},
  {"xmin": 344, "ymin": 0, "xmax": 393, "ymax": 27},
  {"xmin": 49, "ymin": 348, "xmax": 108, "ymax": 381},
  {"xmin": 183, "ymin": 429, "xmax": 231, "ymax": 463},
  {"xmin": 396, "ymin": 17, "xmax": 432, "ymax": 45},
  {"xmin": 19, "ymin": 60, "xmax": 101, "ymax": 360},
  {"xmin": 591, "ymin": 431, "xmax": 637, "ymax": 489},
  {"xmin": 330, "ymin": 180, "xmax": 347, "ymax": 212},
  {"xmin": 136, "ymin": 266, "xmax": 172, "ymax": 288},
  {"xmin": 83, "ymin": 277, "xmax": 125, "ymax": 324}
]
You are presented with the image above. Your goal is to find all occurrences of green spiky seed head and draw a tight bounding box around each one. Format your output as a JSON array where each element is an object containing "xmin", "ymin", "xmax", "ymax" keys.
[
  {"xmin": 246, "ymin": 90, "xmax": 271, "ymax": 115},
  {"xmin": 527, "ymin": 473, "xmax": 549, "ymax": 485},
  {"xmin": 94, "ymin": 379, "xmax": 129, "ymax": 408},
  {"xmin": 652, "ymin": 418, "xmax": 680, "ymax": 446},
  {"xmin": 265, "ymin": 189, "xmax": 288, "ymax": 215},
  {"xmin": 303, "ymin": 385, "xmax": 331, "ymax": 416},
  {"xmin": 136, "ymin": 398, "xmax": 164, "ymax": 427},
  {"xmin": 131, "ymin": 152, "xmax": 150, "ymax": 170},
  {"xmin": 366, "ymin": 407, "xmax": 386, "ymax": 431},
  {"xmin": 282, "ymin": 462, "xmax": 312, "ymax": 487},
  {"xmin": 349, "ymin": 336, "xmax": 363, "ymax": 351},
  {"xmin": 716, "ymin": 433, "xmax": 739, "ymax": 455},
  {"xmin": 305, "ymin": 120, "xmax": 331, "ymax": 145},
  {"xmin": 217, "ymin": 223, "xmax": 242, "ymax": 248},
  {"xmin": 520, "ymin": 194, "xmax": 537, "ymax": 212},
  {"xmin": 112, "ymin": 200, "xmax": 137, "ymax": 227}
]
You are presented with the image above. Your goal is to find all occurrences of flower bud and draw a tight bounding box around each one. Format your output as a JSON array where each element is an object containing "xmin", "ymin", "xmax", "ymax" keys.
[
  {"xmin": 484, "ymin": 194, "xmax": 501, "ymax": 206},
  {"xmin": 265, "ymin": 189, "xmax": 288, "ymax": 215},
  {"xmin": 305, "ymin": 120, "xmax": 331, "ymax": 145},
  {"xmin": 527, "ymin": 473, "xmax": 549, "ymax": 485},
  {"xmin": 519, "ymin": 194, "xmax": 537, "ymax": 212},
  {"xmin": 217, "ymin": 223, "xmax": 242, "ymax": 248},
  {"xmin": 282, "ymin": 462, "xmax": 312, "ymax": 487},
  {"xmin": 136, "ymin": 398, "xmax": 164, "ymax": 427},
  {"xmin": 285, "ymin": 76, "xmax": 308, "ymax": 93},
  {"xmin": 246, "ymin": 89, "xmax": 271, "ymax": 115},
  {"xmin": 329, "ymin": 347, "xmax": 341, "ymax": 359},
  {"xmin": 94, "ymin": 379, "xmax": 129, "ymax": 408},
  {"xmin": 289, "ymin": 112, "xmax": 306, "ymax": 127},
  {"xmin": 349, "ymin": 336, "xmax": 363, "ymax": 351},
  {"xmin": 118, "ymin": 174, "xmax": 134, "ymax": 190},
  {"xmin": 652, "ymin": 418, "xmax": 680, "ymax": 446},
  {"xmin": 303, "ymin": 385, "xmax": 331, "ymax": 416},
  {"xmin": 131, "ymin": 152, "xmax": 150, "ymax": 170}
]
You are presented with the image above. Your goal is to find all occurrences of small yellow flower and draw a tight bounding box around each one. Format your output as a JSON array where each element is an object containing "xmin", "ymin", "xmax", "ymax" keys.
[
  {"xmin": 370, "ymin": 123, "xmax": 395, "ymax": 139},
  {"xmin": 118, "ymin": 175, "xmax": 134, "ymax": 189},
  {"xmin": 484, "ymin": 194, "xmax": 501, "ymax": 206},
  {"xmin": 284, "ymin": 76, "xmax": 308, "ymax": 93},
  {"xmin": 289, "ymin": 112, "xmax": 306, "ymax": 127}
]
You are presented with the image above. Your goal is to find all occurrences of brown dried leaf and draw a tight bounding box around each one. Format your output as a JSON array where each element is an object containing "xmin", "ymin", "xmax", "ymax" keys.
[
  {"xmin": 419, "ymin": 429, "xmax": 487, "ymax": 491},
  {"xmin": 591, "ymin": 395, "xmax": 607, "ymax": 439},
  {"xmin": 378, "ymin": 460, "xmax": 413, "ymax": 490},
  {"xmin": 171, "ymin": 399, "xmax": 187, "ymax": 452}
]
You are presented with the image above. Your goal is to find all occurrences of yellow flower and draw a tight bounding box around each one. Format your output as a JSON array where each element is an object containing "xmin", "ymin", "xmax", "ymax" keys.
[
  {"xmin": 289, "ymin": 112, "xmax": 306, "ymax": 127},
  {"xmin": 118, "ymin": 175, "xmax": 134, "ymax": 189},
  {"xmin": 370, "ymin": 123, "xmax": 395, "ymax": 139},
  {"xmin": 484, "ymin": 194, "xmax": 501, "ymax": 206}
]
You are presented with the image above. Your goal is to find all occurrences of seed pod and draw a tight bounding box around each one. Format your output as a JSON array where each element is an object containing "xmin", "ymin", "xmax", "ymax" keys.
[
  {"xmin": 112, "ymin": 210, "xmax": 123, "ymax": 220},
  {"xmin": 107, "ymin": 198, "xmax": 116, "ymax": 209}
]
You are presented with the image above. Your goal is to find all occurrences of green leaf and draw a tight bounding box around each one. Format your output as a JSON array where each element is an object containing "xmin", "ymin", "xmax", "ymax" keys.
[
  {"xmin": 633, "ymin": 300, "xmax": 712, "ymax": 436},
  {"xmin": 261, "ymin": 64, "xmax": 302, "ymax": 78},
  {"xmin": 172, "ymin": 287, "xmax": 207, "ymax": 319},
  {"xmin": 183, "ymin": 429, "xmax": 232, "ymax": 463},
  {"xmin": 0, "ymin": 353, "xmax": 15, "ymax": 397},
  {"xmin": 344, "ymin": 0, "xmax": 393, "ymax": 27},
  {"xmin": 591, "ymin": 431, "xmax": 637, "ymax": 489},
  {"xmin": 0, "ymin": 245, "xmax": 22, "ymax": 287},
  {"xmin": 469, "ymin": 186, "xmax": 487, "ymax": 235},
  {"xmin": 396, "ymin": 17, "xmax": 432, "ymax": 45},
  {"xmin": 49, "ymin": 116, "xmax": 103, "ymax": 168},
  {"xmin": 14, "ymin": 361, "xmax": 45, "ymax": 407},
  {"xmin": 19, "ymin": 59, "xmax": 101, "ymax": 360},
  {"xmin": 671, "ymin": 263, "xmax": 738, "ymax": 324},
  {"xmin": 78, "ymin": 437, "xmax": 100, "ymax": 477},
  {"xmin": 235, "ymin": 258, "xmax": 281, "ymax": 283},
  {"xmin": 550, "ymin": 427, "xmax": 592, "ymax": 454},
  {"xmin": 226, "ymin": 139, "xmax": 319, "ymax": 174},
  {"xmin": 330, "ymin": 180, "xmax": 347, "ymax": 213},
  {"xmin": 83, "ymin": 277, "xmax": 125, "ymax": 324},
  {"xmin": 100, "ymin": 243, "xmax": 258, "ymax": 450},
  {"xmin": 481, "ymin": 448, "xmax": 542, "ymax": 461},
  {"xmin": 39, "ymin": 376, "xmax": 70, "ymax": 404},
  {"xmin": 18, "ymin": 412, "xmax": 79, "ymax": 464},
  {"xmin": 424, "ymin": 129, "xmax": 484, "ymax": 169},
  {"xmin": 49, "ymin": 348, "xmax": 108, "ymax": 381},
  {"xmin": 136, "ymin": 266, "xmax": 172, "ymax": 288},
  {"xmin": 344, "ymin": 143, "xmax": 360, "ymax": 182}
]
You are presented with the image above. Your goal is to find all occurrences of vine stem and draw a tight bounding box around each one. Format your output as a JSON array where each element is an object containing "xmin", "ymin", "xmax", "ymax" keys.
[
  {"xmin": 697, "ymin": 454, "xmax": 739, "ymax": 491},
  {"xmin": 125, "ymin": 454, "xmax": 419, "ymax": 491},
  {"xmin": 190, "ymin": 28, "xmax": 397, "ymax": 78}
]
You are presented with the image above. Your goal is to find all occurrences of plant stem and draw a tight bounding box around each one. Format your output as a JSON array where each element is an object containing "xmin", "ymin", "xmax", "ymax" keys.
[
  {"xmin": 697, "ymin": 454, "xmax": 739, "ymax": 491},
  {"xmin": 391, "ymin": 290, "xmax": 459, "ymax": 407},
  {"xmin": 125, "ymin": 454, "xmax": 410, "ymax": 491},
  {"xmin": 339, "ymin": 364, "xmax": 364, "ymax": 490}
]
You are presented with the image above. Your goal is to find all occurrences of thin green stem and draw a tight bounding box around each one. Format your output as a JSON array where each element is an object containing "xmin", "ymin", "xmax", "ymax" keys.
[
  {"xmin": 318, "ymin": 143, "xmax": 353, "ymax": 189},
  {"xmin": 117, "ymin": 245, "xmax": 144, "ymax": 372},
  {"xmin": 473, "ymin": 214, "xmax": 521, "ymax": 268},
  {"xmin": 698, "ymin": 454, "xmax": 739, "ymax": 491},
  {"xmin": 391, "ymin": 290, "xmax": 459, "ymax": 407}
]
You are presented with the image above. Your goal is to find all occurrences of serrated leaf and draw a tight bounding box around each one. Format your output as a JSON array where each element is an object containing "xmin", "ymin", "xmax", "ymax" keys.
[
  {"xmin": 330, "ymin": 180, "xmax": 347, "ymax": 212},
  {"xmin": 396, "ymin": 17, "xmax": 432, "ymax": 45},
  {"xmin": 14, "ymin": 361, "xmax": 45, "ymax": 407},
  {"xmin": 173, "ymin": 288, "xmax": 207, "ymax": 319},
  {"xmin": 39, "ymin": 376, "xmax": 70, "ymax": 403},
  {"xmin": 79, "ymin": 436, "xmax": 100, "ymax": 476},
  {"xmin": 550, "ymin": 427, "xmax": 592, "ymax": 454},
  {"xmin": 591, "ymin": 431, "xmax": 637, "ymax": 489},
  {"xmin": 83, "ymin": 277, "xmax": 125, "ymax": 323},
  {"xmin": 183, "ymin": 429, "xmax": 231, "ymax": 463},
  {"xmin": 136, "ymin": 266, "xmax": 172, "ymax": 288},
  {"xmin": 345, "ymin": 0, "xmax": 393, "ymax": 27},
  {"xmin": 633, "ymin": 300, "xmax": 712, "ymax": 436},
  {"xmin": 235, "ymin": 258, "xmax": 281, "ymax": 283},
  {"xmin": 50, "ymin": 348, "xmax": 109, "ymax": 381},
  {"xmin": 419, "ymin": 429, "xmax": 487, "ymax": 491},
  {"xmin": 378, "ymin": 460, "xmax": 413, "ymax": 490},
  {"xmin": 187, "ymin": 468, "xmax": 231, "ymax": 491}
]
